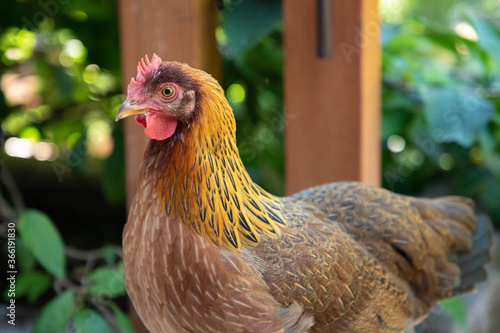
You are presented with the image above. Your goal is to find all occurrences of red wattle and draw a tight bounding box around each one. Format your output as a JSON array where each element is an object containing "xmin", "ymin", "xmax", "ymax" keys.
[
  {"xmin": 144, "ymin": 113, "xmax": 178, "ymax": 140},
  {"xmin": 135, "ymin": 115, "xmax": 147, "ymax": 128}
]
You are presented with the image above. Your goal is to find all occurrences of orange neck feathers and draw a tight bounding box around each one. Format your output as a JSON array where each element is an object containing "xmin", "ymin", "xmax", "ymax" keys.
[{"xmin": 142, "ymin": 70, "xmax": 285, "ymax": 251}]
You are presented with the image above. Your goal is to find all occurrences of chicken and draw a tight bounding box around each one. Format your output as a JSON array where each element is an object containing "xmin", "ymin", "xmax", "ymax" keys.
[{"xmin": 115, "ymin": 54, "xmax": 492, "ymax": 333}]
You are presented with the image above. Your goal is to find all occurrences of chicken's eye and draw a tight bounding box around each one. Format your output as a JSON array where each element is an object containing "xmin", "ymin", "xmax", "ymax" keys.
[{"xmin": 162, "ymin": 86, "xmax": 175, "ymax": 98}]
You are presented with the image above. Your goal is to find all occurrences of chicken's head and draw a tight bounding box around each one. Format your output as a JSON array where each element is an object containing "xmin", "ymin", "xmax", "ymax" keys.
[{"xmin": 115, "ymin": 54, "xmax": 199, "ymax": 141}]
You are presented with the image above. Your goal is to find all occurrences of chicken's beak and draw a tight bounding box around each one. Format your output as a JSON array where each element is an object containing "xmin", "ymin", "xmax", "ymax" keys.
[{"xmin": 115, "ymin": 99, "xmax": 146, "ymax": 121}]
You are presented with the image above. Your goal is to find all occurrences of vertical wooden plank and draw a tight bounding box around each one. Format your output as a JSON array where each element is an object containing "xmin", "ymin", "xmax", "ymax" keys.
[
  {"xmin": 284, "ymin": 0, "xmax": 381, "ymax": 194},
  {"xmin": 361, "ymin": 0, "xmax": 381, "ymax": 184},
  {"xmin": 119, "ymin": 0, "xmax": 220, "ymax": 207},
  {"xmin": 118, "ymin": 1, "xmax": 219, "ymax": 331}
]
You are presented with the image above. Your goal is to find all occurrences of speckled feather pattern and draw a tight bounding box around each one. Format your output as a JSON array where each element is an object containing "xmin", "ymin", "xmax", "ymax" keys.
[
  {"xmin": 122, "ymin": 61, "xmax": 482, "ymax": 333},
  {"xmin": 124, "ymin": 169, "xmax": 312, "ymax": 332}
]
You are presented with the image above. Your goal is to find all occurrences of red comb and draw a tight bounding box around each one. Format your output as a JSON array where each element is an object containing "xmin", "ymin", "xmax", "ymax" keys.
[{"xmin": 128, "ymin": 54, "xmax": 163, "ymax": 99}]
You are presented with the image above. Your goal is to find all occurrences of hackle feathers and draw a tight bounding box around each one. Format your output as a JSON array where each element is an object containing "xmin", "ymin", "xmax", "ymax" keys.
[{"xmin": 140, "ymin": 62, "xmax": 287, "ymax": 251}]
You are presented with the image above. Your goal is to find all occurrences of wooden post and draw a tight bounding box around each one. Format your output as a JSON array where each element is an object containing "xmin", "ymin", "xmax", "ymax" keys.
[
  {"xmin": 283, "ymin": 0, "xmax": 381, "ymax": 194},
  {"xmin": 119, "ymin": 0, "xmax": 220, "ymax": 207},
  {"xmin": 118, "ymin": 0, "xmax": 219, "ymax": 331}
]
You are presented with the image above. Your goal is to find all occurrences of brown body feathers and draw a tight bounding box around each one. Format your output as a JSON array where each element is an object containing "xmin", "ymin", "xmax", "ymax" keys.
[{"xmin": 118, "ymin": 59, "xmax": 492, "ymax": 333}]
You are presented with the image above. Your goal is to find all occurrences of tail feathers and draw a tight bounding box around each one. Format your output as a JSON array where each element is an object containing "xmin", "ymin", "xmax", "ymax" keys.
[{"xmin": 452, "ymin": 215, "xmax": 493, "ymax": 296}]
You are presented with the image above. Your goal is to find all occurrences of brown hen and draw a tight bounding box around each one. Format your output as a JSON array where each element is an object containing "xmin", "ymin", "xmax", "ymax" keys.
[{"xmin": 116, "ymin": 54, "xmax": 492, "ymax": 333}]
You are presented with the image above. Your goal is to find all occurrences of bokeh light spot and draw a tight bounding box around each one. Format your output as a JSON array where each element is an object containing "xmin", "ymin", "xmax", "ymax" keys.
[
  {"xmin": 4, "ymin": 137, "xmax": 34, "ymax": 159},
  {"xmin": 227, "ymin": 83, "xmax": 245, "ymax": 104},
  {"xmin": 387, "ymin": 135, "xmax": 406, "ymax": 153},
  {"xmin": 439, "ymin": 153, "xmax": 454, "ymax": 170},
  {"xmin": 64, "ymin": 39, "xmax": 86, "ymax": 61},
  {"xmin": 454, "ymin": 22, "xmax": 478, "ymax": 42}
]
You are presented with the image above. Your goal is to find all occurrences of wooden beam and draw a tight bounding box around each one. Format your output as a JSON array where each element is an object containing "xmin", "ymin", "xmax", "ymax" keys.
[
  {"xmin": 119, "ymin": 0, "xmax": 220, "ymax": 207},
  {"xmin": 283, "ymin": 0, "xmax": 381, "ymax": 194},
  {"xmin": 118, "ymin": 0, "xmax": 219, "ymax": 331}
]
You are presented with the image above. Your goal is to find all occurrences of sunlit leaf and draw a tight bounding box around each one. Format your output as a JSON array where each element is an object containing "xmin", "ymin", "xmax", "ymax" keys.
[
  {"xmin": 0, "ymin": 28, "xmax": 36, "ymax": 64},
  {"xmin": 19, "ymin": 126, "xmax": 41, "ymax": 142}
]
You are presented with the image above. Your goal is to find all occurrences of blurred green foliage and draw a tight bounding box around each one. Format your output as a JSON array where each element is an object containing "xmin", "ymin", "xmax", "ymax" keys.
[
  {"xmin": 0, "ymin": 0, "xmax": 125, "ymax": 203},
  {"xmin": 1, "ymin": 0, "xmax": 499, "ymax": 332},
  {"xmin": 0, "ymin": 1, "xmax": 129, "ymax": 332},
  {"xmin": 380, "ymin": 0, "xmax": 500, "ymax": 224}
]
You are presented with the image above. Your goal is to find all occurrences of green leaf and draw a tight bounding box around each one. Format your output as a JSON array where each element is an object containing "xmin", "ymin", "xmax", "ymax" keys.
[
  {"xmin": 16, "ymin": 238, "xmax": 36, "ymax": 273},
  {"xmin": 110, "ymin": 303, "xmax": 135, "ymax": 333},
  {"xmin": 440, "ymin": 296, "xmax": 467, "ymax": 330},
  {"xmin": 88, "ymin": 263, "xmax": 126, "ymax": 298},
  {"xmin": 222, "ymin": 0, "xmax": 281, "ymax": 58},
  {"xmin": 33, "ymin": 290, "xmax": 74, "ymax": 333},
  {"xmin": 73, "ymin": 308, "xmax": 111, "ymax": 333},
  {"xmin": 27, "ymin": 273, "xmax": 52, "ymax": 303},
  {"xmin": 421, "ymin": 87, "xmax": 495, "ymax": 147},
  {"xmin": 18, "ymin": 209, "xmax": 66, "ymax": 278}
]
